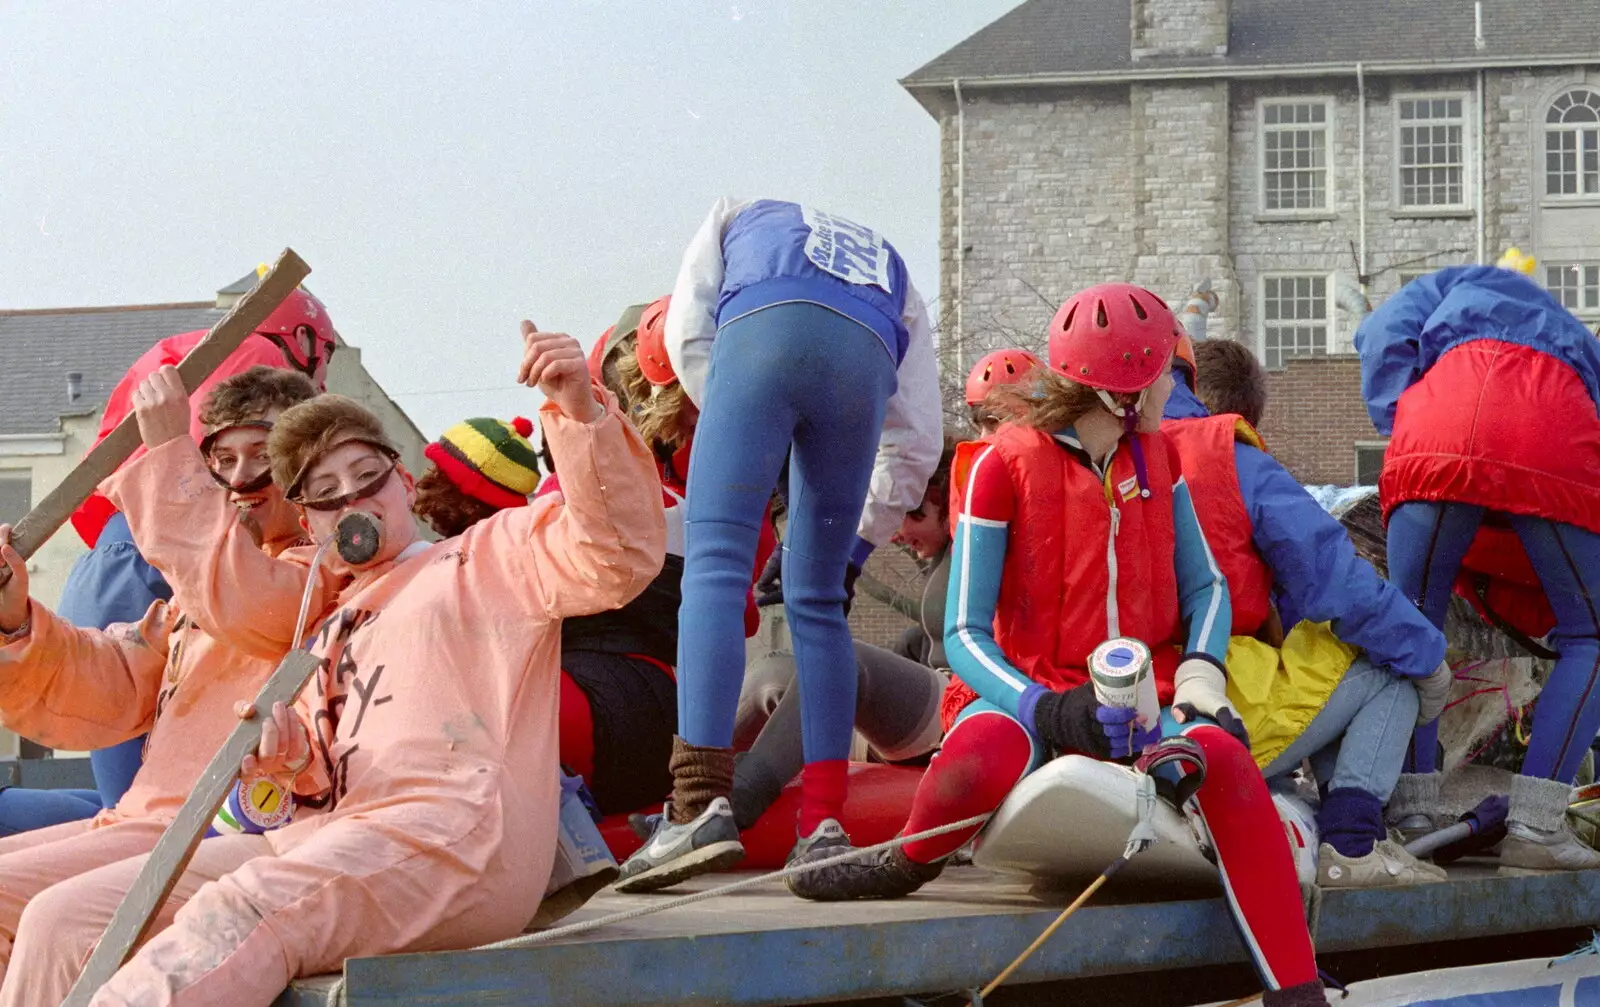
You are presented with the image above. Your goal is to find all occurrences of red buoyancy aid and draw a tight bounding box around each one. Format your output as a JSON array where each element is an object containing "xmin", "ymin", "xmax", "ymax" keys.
[
  {"xmin": 1163, "ymin": 414, "xmax": 1274, "ymax": 638},
  {"xmin": 1380, "ymin": 340, "xmax": 1600, "ymax": 639},
  {"xmin": 70, "ymin": 331, "xmax": 298, "ymax": 548},
  {"xmin": 942, "ymin": 424, "xmax": 1183, "ymax": 728}
]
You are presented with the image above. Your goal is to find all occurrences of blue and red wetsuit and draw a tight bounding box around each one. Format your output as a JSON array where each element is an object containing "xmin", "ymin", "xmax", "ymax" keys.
[
  {"xmin": 921, "ymin": 421, "xmax": 1318, "ymax": 996},
  {"xmin": 1356, "ymin": 265, "xmax": 1600, "ymax": 783}
]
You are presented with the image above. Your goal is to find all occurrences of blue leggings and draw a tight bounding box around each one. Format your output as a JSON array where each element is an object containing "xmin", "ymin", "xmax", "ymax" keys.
[
  {"xmin": 0, "ymin": 788, "xmax": 103, "ymax": 838},
  {"xmin": 1388, "ymin": 501, "xmax": 1600, "ymax": 783},
  {"xmin": 678, "ymin": 301, "xmax": 897, "ymax": 764}
]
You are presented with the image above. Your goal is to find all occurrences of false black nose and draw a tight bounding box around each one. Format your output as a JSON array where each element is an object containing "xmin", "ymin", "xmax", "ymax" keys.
[{"xmin": 335, "ymin": 511, "xmax": 382, "ymax": 566}]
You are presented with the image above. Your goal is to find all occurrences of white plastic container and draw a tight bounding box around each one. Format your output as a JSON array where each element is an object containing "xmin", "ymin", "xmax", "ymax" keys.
[{"xmin": 1088, "ymin": 637, "xmax": 1161, "ymax": 730}]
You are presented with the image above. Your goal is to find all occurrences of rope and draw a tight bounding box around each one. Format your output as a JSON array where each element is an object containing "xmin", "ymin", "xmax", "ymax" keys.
[
  {"xmin": 969, "ymin": 774, "xmax": 1160, "ymax": 1004},
  {"xmin": 323, "ymin": 812, "xmax": 993, "ymax": 1005}
]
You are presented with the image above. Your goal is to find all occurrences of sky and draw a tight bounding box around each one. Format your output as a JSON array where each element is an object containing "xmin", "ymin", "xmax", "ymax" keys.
[{"xmin": 0, "ymin": 1, "xmax": 1018, "ymax": 437}]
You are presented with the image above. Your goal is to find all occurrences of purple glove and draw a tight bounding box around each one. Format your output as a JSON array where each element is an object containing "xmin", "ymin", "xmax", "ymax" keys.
[{"xmin": 1095, "ymin": 705, "xmax": 1160, "ymax": 761}]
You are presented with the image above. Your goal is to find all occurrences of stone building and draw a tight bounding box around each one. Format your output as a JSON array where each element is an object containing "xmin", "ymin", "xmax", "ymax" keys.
[{"xmin": 902, "ymin": 0, "xmax": 1600, "ymax": 486}]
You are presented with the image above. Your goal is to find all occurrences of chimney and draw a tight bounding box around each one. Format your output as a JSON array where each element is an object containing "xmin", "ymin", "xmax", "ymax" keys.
[
  {"xmin": 67, "ymin": 372, "xmax": 83, "ymax": 405},
  {"xmin": 1131, "ymin": 0, "xmax": 1230, "ymax": 60}
]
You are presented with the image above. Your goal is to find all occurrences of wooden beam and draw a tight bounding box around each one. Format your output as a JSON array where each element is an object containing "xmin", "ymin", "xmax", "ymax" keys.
[{"xmin": 0, "ymin": 248, "xmax": 310, "ymax": 586}]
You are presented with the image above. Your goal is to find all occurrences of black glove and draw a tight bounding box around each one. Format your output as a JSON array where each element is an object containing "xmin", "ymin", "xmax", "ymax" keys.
[
  {"xmin": 1029, "ymin": 684, "xmax": 1110, "ymax": 759},
  {"xmin": 754, "ymin": 550, "xmax": 784, "ymax": 608},
  {"xmin": 842, "ymin": 562, "xmax": 861, "ymax": 618}
]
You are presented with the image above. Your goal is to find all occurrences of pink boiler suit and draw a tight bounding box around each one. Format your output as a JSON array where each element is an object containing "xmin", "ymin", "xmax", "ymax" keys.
[
  {"xmin": 0, "ymin": 435, "xmax": 367, "ymax": 1007},
  {"xmin": 75, "ymin": 390, "xmax": 663, "ymax": 1007}
]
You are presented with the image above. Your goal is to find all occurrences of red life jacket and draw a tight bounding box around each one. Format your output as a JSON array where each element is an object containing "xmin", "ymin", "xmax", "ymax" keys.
[
  {"xmin": 942, "ymin": 424, "xmax": 1183, "ymax": 728},
  {"xmin": 1163, "ymin": 414, "xmax": 1274, "ymax": 638},
  {"xmin": 1380, "ymin": 339, "xmax": 1600, "ymax": 639},
  {"xmin": 1381, "ymin": 340, "xmax": 1600, "ymax": 534},
  {"xmin": 70, "ymin": 330, "xmax": 298, "ymax": 548}
]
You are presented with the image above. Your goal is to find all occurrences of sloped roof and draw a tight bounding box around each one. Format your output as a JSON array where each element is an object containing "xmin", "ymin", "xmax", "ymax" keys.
[
  {"xmin": 903, "ymin": 0, "xmax": 1600, "ymax": 86},
  {"xmin": 0, "ymin": 303, "xmax": 225, "ymax": 436}
]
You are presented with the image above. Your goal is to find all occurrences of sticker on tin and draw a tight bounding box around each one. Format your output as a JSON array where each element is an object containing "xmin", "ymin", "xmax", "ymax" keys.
[{"xmin": 801, "ymin": 206, "xmax": 895, "ymax": 294}]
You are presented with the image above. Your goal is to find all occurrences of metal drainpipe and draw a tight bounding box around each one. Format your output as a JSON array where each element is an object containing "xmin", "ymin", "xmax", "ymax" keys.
[
  {"xmin": 1357, "ymin": 62, "xmax": 1368, "ymax": 302},
  {"xmin": 1477, "ymin": 69, "xmax": 1487, "ymax": 263},
  {"xmin": 954, "ymin": 77, "xmax": 966, "ymax": 375}
]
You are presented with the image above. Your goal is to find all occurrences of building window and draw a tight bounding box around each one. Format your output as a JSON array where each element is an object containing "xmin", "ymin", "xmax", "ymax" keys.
[
  {"xmin": 1259, "ymin": 274, "xmax": 1331, "ymax": 368},
  {"xmin": 1261, "ymin": 100, "xmax": 1332, "ymax": 213},
  {"xmin": 1396, "ymin": 95, "xmax": 1468, "ymax": 209},
  {"xmin": 0, "ymin": 473, "xmax": 29, "ymax": 528},
  {"xmin": 1546, "ymin": 263, "xmax": 1600, "ymax": 317},
  {"xmin": 1355, "ymin": 443, "xmax": 1387, "ymax": 486},
  {"xmin": 1546, "ymin": 88, "xmax": 1600, "ymax": 198}
]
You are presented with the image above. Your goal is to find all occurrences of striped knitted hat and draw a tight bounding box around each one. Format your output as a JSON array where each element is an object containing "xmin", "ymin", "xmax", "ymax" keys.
[{"xmin": 424, "ymin": 416, "xmax": 540, "ymax": 510}]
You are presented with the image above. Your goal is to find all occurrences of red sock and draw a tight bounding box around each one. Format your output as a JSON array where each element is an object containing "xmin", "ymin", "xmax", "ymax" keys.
[
  {"xmin": 902, "ymin": 710, "xmax": 1035, "ymax": 863},
  {"xmin": 799, "ymin": 759, "xmax": 848, "ymax": 835},
  {"xmin": 1185, "ymin": 725, "xmax": 1318, "ymax": 991}
]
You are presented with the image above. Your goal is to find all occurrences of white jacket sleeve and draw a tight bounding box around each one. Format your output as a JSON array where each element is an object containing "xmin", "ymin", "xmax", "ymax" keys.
[
  {"xmin": 665, "ymin": 197, "xmax": 751, "ymax": 408},
  {"xmin": 856, "ymin": 281, "xmax": 944, "ymax": 549}
]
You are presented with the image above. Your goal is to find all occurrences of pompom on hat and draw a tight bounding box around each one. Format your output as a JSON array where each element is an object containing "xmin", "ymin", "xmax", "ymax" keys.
[{"xmin": 425, "ymin": 416, "xmax": 541, "ymax": 510}]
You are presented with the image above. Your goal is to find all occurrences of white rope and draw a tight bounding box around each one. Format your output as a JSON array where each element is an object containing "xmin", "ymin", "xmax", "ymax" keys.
[{"xmin": 322, "ymin": 812, "xmax": 993, "ymax": 1005}]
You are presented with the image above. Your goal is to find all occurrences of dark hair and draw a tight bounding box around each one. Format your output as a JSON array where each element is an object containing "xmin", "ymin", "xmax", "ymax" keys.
[
  {"xmin": 1192, "ymin": 339, "xmax": 1269, "ymax": 428},
  {"xmin": 200, "ymin": 366, "xmax": 318, "ymax": 431},
  {"xmin": 924, "ymin": 434, "xmax": 960, "ymax": 511},
  {"xmin": 413, "ymin": 465, "xmax": 499, "ymax": 538}
]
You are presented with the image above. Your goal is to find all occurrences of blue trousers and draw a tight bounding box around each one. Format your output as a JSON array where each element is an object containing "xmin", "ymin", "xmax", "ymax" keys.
[
  {"xmin": 0, "ymin": 789, "xmax": 103, "ymax": 838},
  {"xmin": 1388, "ymin": 501, "xmax": 1600, "ymax": 783},
  {"xmin": 678, "ymin": 301, "xmax": 896, "ymax": 764},
  {"xmin": 1261, "ymin": 657, "xmax": 1418, "ymax": 800}
]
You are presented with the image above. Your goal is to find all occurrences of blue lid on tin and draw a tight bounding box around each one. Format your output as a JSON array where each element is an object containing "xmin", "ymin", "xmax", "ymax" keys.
[{"xmin": 1104, "ymin": 645, "xmax": 1134, "ymax": 668}]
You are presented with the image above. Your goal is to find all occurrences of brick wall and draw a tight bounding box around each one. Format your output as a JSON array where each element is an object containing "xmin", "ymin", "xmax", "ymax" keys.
[{"xmin": 1257, "ymin": 354, "xmax": 1381, "ymax": 486}]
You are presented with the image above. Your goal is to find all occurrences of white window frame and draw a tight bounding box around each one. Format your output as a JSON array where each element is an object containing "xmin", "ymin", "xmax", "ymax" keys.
[
  {"xmin": 1257, "ymin": 272, "xmax": 1335, "ymax": 369},
  {"xmin": 1544, "ymin": 87, "xmax": 1600, "ymax": 200},
  {"xmin": 1393, "ymin": 92, "xmax": 1473, "ymax": 212},
  {"xmin": 1258, "ymin": 97, "xmax": 1336, "ymax": 216},
  {"xmin": 1545, "ymin": 262, "xmax": 1600, "ymax": 319},
  {"xmin": 1354, "ymin": 441, "xmax": 1388, "ymax": 487}
]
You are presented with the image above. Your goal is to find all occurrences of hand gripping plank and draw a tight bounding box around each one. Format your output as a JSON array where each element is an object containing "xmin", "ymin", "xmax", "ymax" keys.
[
  {"xmin": 0, "ymin": 248, "xmax": 311, "ymax": 588},
  {"xmin": 61, "ymin": 647, "xmax": 323, "ymax": 1006}
]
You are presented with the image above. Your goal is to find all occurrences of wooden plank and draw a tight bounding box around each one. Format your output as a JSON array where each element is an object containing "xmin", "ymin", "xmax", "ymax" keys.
[
  {"xmin": 0, "ymin": 248, "xmax": 310, "ymax": 586},
  {"xmin": 62, "ymin": 649, "xmax": 323, "ymax": 1006},
  {"xmin": 320, "ymin": 865, "xmax": 1600, "ymax": 1007}
]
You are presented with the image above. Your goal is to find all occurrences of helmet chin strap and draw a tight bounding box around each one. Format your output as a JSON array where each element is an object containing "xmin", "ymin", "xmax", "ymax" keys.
[
  {"xmin": 1094, "ymin": 387, "xmax": 1150, "ymax": 420},
  {"xmin": 1095, "ymin": 388, "xmax": 1154, "ymax": 500}
]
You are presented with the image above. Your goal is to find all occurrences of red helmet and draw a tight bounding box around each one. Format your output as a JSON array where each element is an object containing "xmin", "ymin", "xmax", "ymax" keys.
[
  {"xmin": 965, "ymin": 349, "xmax": 1042, "ymax": 406},
  {"xmin": 1174, "ymin": 332, "xmax": 1197, "ymax": 378},
  {"xmin": 254, "ymin": 288, "xmax": 336, "ymax": 382},
  {"xmin": 636, "ymin": 295, "xmax": 676, "ymax": 386},
  {"xmin": 1048, "ymin": 283, "xmax": 1181, "ymax": 395}
]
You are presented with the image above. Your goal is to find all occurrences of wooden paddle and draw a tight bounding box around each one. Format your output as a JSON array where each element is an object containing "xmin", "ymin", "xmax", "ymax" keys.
[{"xmin": 0, "ymin": 248, "xmax": 311, "ymax": 588}]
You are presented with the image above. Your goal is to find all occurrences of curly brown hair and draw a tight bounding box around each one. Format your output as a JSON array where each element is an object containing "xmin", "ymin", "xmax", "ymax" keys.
[
  {"xmin": 988, "ymin": 369, "xmax": 1123, "ymax": 433},
  {"xmin": 413, "ymin": 465, "xmax": 499, "ymax": 537},
  {"xmin": 199, "ymin": 366, "xmax": 318, "ymax": 431},
  {"xmin": 1192, "ymin": 338, "xmax": 1269, "ymax": 428},
  {"xmin": 612, "ymin": 343, "xmax": 696, "ymax": 452}
]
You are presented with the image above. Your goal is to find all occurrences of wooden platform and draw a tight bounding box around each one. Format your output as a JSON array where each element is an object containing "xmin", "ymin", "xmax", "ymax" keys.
[{"xmin": 275, "ymin": 863, "xmax": 1600, "ymax": 1006}]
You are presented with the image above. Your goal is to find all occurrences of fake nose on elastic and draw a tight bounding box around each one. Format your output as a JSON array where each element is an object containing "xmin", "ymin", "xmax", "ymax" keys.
[{"xmin": 335, "ymin": 511, "xmax": 382, "ymax": 566}]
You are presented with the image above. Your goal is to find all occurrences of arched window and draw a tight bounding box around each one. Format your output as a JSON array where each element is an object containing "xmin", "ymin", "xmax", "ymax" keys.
[{"xmin": 1546, "ymin": 88, "xmax": 1600, "ymax": 197}]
